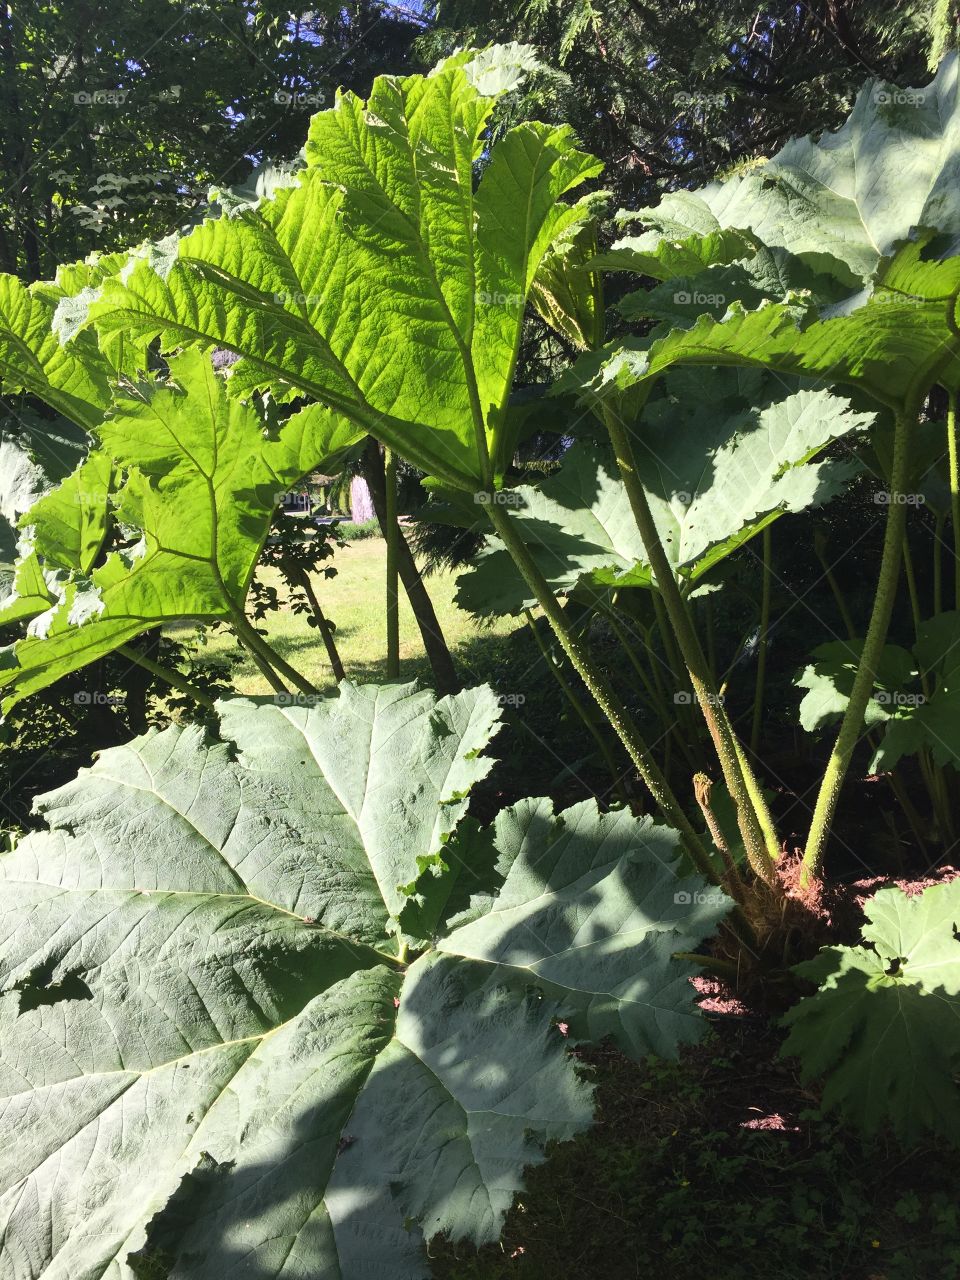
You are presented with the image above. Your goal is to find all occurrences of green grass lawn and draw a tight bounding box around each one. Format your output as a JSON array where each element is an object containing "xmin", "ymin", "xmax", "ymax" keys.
[{"xmin": 174, "ymin": 535, "xmax": 514, "ymax": 694}]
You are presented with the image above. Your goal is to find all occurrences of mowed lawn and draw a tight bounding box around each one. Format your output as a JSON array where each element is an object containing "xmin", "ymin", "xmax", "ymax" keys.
[{"xmin": 175, "ymin": 536, "xmax": 514, "ymax": 694}]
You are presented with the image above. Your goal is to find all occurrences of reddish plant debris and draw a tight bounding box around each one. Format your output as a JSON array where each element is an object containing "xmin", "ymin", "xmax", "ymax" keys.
[
  {"xmin": 691, "ymin": 975, "xmax": 751, "ymax": 1017},
  {"xmin": 739, "ymin": 1109, "xmax": 800, "ymax": 1132},
  {"xmin": 850, "ymin": 863, "xmax": 959, "ymax": 907}
]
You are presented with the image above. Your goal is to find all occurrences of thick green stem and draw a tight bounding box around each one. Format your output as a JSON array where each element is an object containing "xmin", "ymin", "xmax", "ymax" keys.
[
  {"xmin": 883, "ymin": 762, "xmax": 931, "ymax": 858},
  {"xmin": 705, "ymin": 595, "xmax": 718, "ymax": 680},
  {"xmin": 244, "ymin": 640, "xmax": 288, "ymax": 695},
  {"xmin": 601, "ymin": 408, "xmax": 779, "ymax": 880},
  {"xmin": 651, "ymin": 589, "xmax": 688, "ymax": 701},
  {"xmin": 229, "ymin": 605, "xmax": 318, "ymax": 697},
  {"xmin": 524, "ymin": 609, "xmax": 630, "ymax": 806},
  {"xmin": 731, "ymin": 736, "xmax": 780, "ymax": 859},
  {"xmin": 490, "ymin": 505, "xmax": 762, "ymax": 953},
  {"xmin": 948, "ymin": 389, "xmax": 960, "ymax": 609},
  {"xmin": 362, "ymin": 438, "xmax": 460, "ymax": 694},
  {"xmin": 921, "ymin": 747, "xmax": 955, "ymax": 842},
  {"xmin": 384, "ymin": 447, "xmax": 400, "ymax": 679},
  {"xmin": 117, "ymin": 645, "xmax": 216, "ymax": 711},
  {"xmin": 750, "ymin": 527, "xmax": 772, "ymax": 756},
  {"xmin": 692, "ymin": 772, "xmax": 748, "ymax": 905},
  {"xmin": 801, "ymin": 407, "xmax": 915, "ymax": 884},
  {"xmin": 486, "ymin": 502, "xmax": 715, "ymax": 878}
]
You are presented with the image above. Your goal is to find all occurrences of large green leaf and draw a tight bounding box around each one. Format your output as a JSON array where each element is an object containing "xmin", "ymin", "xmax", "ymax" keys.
[
  {"xmin": 0, "ymin": 550, "xmax": 57, "ymax": 626},
  {"xmin": 0, "ymin": 451, "xmax": 113, "ymax": 631},
  {"xmin": 616, "ymin": 54, "xmax": 960, "ymax": 287},
  {"xmin": 82, "ymin": 49, "xmax": 602, "ymax": 490},
  {"xmin": 20, "ymin": 451, "xmax": 113, "ymax": 576},
  {"xmin": 0, "ymin": 275, "xmax": 111, "ymax": 430},
  {"xmin": 593, "ymin": 227, "xmax": 758, "ymax": 280},
  {"xmin": 0, "ymin": 685, "xmax": 729, "ymax": 1275},
  {"xmin": 616, "ymin": 241, "xmax": 853, "ymax": 328},
  {"xmin": 566, "ymin": 244, "xmax": 960, "ymax": 415},
  {"xmin": 872, "ymin": 612, "xmax": 960, "ymax": 771},
  {"xmin": 781, "ymin": 879, "xmax": 960, "ymax": 1144},
  {"xmin": 0, "ymin": 412, "xmax": 91, "ymax": 617},
  {"xmin": 594, "ymin": 65, "xmax": 960, "ymax": 418},
  {"xmin": 0, "ymin": 348, "xmax": 361, "ymax": 713},
  {"xmin": 876, "ymin": 691, "xmax": 960, "ymax": 770},
  {"xmin": 797, "ymin": 616, "xmax": 960, "ymax": 772},
  {"xmin": 0, "ymin": 439, "xmax": 48, "ymax": 588},
  {"xmin": 795, "ymin": 640, "xmax": 919, "ymax": 734},
  {"xmin": 531, "ymin": 218, "xmax": 605, "ymax": 350},
  {"xmin": 49, "ymin": 243, "xmax": 170, "ymax": 378},
  {"xmin": 217, "ymin": 682, "xmax": 503, "ymax": 940},
  {"xmin": 439, "ymin": 796, "xmax": 731, "ymax": 1057},
  {"xmin": 457, "ymin": 384, "xmax": 868, "ymax": 616}
]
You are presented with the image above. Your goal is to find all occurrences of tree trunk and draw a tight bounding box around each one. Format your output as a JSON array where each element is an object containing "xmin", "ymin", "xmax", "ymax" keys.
[
  {"xmin": 361, "ymin": 440, "xmax": 461, "ymax": 695},
  {"xmin": 293, "ymin": 566, "xmax": 347, "ymax": 684}
]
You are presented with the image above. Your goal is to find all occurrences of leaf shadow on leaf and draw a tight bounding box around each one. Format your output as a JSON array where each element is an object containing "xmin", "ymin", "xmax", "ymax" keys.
[
  {"xmin": 116, "ymin": 802, "xmax": 723, "ymax": 1278},
  {"xmin": 458, "ymin": 370, "xmax": 867, "ymax": 620},
  {"xmin": 126, "ymin": 1047, "xmax": 428, "ymax": 1279},
  {"xmin": 125, "ymin": 960, "xmax": 590, "ymax": 1279},
  {"xmin": 13, "ymin": 961, "xmax": 93, "ymax": 1014},
  {"xmin": 1, "ymin": 709, "xmax": 728, "ymax": 1280},
  {"xmin": 435, "ymin": 799, "xmax": 730, "ymax": 1059}
]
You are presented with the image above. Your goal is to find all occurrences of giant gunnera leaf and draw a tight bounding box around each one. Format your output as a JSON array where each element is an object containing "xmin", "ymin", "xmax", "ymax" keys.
[
  {"xmin": 614, "ymin": 55, "xmax": 960, "ymax": 288},
  {"xmin": 795, "ymin": 615, "xmax": 960, "ymax": 774},
  {"xmin": 795, "ymin": 640, "xmax": 919, "ymax": 734},
  {"xmin": 0, "ymin": 681, "xmax": 730, "ymax": 1277},
  {"xmin": 81, "ymin": 48, "xmax": 602, "ymax": 491},
  {"xmin": 456, "ymin": 379, "xmax": 869, "ymax": 616},
  {"xmin": 0, "ymin": 274, "xmax": 111, "ymax": 431},
  {"xmin": 571, "ymin": 55, "xmax": 960, "ymax": 417},
  {"xmin": 0, "ymin": 347, "xmax": 361, "ymax": 714},
  {"xmin": 0, "ymin": 411, "xmax": 90, "ymax": 605},
  {"xmin": 781, "ymin": 879, "xmax": 960, "ymax": 1145},
  {"xmin": 562, "ymin": 239, "xmax": 960, "ymax": 421}
]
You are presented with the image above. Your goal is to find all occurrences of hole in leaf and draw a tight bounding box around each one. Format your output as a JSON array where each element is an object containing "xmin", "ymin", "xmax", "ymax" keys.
[{"xmin": 15, "ymin": 963, "xmax": 93, "ymax": 1012}]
